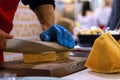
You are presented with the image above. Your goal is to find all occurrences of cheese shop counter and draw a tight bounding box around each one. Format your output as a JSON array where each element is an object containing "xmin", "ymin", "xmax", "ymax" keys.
[{"xmin": 63, "ymin": 69, "xmax": 120, "ymax": 80}]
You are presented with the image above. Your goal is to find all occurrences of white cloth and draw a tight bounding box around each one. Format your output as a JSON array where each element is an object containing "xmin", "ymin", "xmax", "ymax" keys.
[
  {"xmin": 77, "ymin": 14, "xmax": 96, "ymax": 30},
  {"xmin": 94, "ymin": 6, "xmax": 112, "ymax": 27}
]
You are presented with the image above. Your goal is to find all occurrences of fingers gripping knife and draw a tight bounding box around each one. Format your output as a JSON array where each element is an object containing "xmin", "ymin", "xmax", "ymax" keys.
[{"xmin": 4, "ymin": 39, "xmax": 72, "ymax": 54}]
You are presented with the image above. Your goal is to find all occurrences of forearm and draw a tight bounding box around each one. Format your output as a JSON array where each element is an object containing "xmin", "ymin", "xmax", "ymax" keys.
[
  {"xmin": 21, "ymin": 0, "xmax": 55, "ymax": 30},
  {"xmin": 34, "ymin": 4, "xmax": 55, "ymax": 31}
]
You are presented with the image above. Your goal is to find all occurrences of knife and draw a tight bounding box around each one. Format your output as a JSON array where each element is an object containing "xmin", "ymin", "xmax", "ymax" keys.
[{"xmin": 5, "ymin": 39, "xmax": 72, "ymax": 54}]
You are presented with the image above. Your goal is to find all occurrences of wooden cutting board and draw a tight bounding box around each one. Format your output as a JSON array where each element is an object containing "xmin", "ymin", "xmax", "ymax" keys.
[{"xmin": 0, "ymin": 57, "xmax": 87, "ymax": 77}]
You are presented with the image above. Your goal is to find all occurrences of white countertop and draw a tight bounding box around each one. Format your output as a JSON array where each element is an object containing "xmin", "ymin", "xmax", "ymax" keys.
[
  {"xmin": 62, "ymin": 69, "xmax": 120, "ymax": 80},
  {"xmin": 1, "ymin": 69, "xmax": 120, "ymax": 80}
]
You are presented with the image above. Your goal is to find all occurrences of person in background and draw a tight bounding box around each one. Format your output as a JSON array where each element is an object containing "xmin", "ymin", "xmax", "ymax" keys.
[
  {"xmin": 77, "ymin": 1, "xmax": 95, "ymax": 30},
  {"xmin": 0, "ymin": 0, "xmax": 75, "ymax": 62},
  {"xmin": 94, "ymin": 0, "xmax": 113, "ymax": 30},
  {"xmin": 81, "ymin": 1, "xmax": 93, "ymax": 17},
  {"xmin": 107, "ymin": 0, "xmax": 120, "ymax": 30}
]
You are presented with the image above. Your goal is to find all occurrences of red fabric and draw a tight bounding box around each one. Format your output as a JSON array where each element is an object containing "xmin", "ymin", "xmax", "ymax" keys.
[
  {"xmin": 0, "ymin": 49, "xmax": 4, "ymax": 62},
  {"xmin": 0, "ymin": 0, "xmax": 19, "ymax": 62}
]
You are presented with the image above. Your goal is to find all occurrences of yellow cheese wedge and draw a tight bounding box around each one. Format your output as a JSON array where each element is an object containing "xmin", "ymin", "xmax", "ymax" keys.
[
  {"xmin": 85, "ymin": 33, "xmax": 120, "ymax": 73},
  {"xmin": 23, "ymin": 52, "xmax": 69, "ymax": 63},
  {"xmin": 118, "ymin": 40, "xmax": 120, "ymax": 44}
]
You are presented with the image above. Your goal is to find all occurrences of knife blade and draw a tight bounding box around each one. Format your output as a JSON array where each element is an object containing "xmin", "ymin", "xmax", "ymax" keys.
[{"xmin": 5, "ymin": 39, "xmax": 72, "ymax": 54}]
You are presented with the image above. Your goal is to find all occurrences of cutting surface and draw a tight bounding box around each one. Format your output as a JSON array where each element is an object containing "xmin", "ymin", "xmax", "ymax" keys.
[{"xmin": 0, "ymin": 57, "xmax": 87, "ymax": 77}]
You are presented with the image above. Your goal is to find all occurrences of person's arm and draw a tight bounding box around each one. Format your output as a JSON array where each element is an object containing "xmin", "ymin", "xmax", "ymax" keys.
[
  {"xmin": 34, "ymin": 4, "xmax": 54, "ymax": 31},
  {"xmin": 0, "ymin": 0, "xmax": 19, "ymax": 49},
  {"xmin": 34, "ymin": 5, "xmax": 75, "ymax": 48},
  {"xmin": 0, "ymin": 29, "xmax": 13, "ymax": 49},
  {"xmin": 21, "ymin": 0, "xmax": 55, "ymax": 30},
  {"xmin": 22, "ymin": 0, "xmax": 75, "ymax": 48}
]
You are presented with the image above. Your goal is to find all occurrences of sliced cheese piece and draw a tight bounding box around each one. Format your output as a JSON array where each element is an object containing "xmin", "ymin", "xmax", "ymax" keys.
[
  {"xmin": 23, "ymin": 52, "xmax": 69, "ymax": 63},
  {"xmin": 56, "ymin": 52, "xmax": 69, "ymax": 60},
  {"xmin": 85, "ymin": 33, "xmax": 120, "ymax": 73},
  {"xmin": 23, "ymin": 52, "xmax": 56, "ymax": 63}
]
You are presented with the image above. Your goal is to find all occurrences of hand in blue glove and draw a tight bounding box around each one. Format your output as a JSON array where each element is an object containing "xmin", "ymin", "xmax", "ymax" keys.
[{"xmin": 40, "ymin": 24, "xmax": 75, "ymax": 48}]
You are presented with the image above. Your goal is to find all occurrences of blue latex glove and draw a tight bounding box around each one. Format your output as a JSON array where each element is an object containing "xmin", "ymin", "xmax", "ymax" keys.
[{"xmin": 40, "ymin": 24, "xmax": 75, "ymax": 48}]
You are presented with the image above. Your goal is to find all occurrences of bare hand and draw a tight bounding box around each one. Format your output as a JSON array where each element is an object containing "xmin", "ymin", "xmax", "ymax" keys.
[{"xmin": 0, "ymin": 29, "xmax": 13, "ymax": 49}]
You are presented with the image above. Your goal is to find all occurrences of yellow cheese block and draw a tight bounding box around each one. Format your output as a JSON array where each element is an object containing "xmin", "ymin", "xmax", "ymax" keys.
[
  {"xmin": 85, "ymin": 33, "xmax": 120, "ymax": 73},
  {"xmin": 23, "ymin": 52, "xmax": 69, "ymax": 63},
  {"xmin": 56, "ymin": 52, "xmax": 69, "ymax": 60}
]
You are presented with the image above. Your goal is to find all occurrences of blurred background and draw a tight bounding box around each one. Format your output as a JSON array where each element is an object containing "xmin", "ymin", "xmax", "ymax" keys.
[
  {"xmin": 10, "ymin": 0, "xmax": 113, "ymax": 40},
  {"xmin": 5, "ymin": 0, "xmax": 114, "ymax": 61},
  {"xmin": 55, "ymin": 0, "xmax": 113, "ymax": 40},
  {"xmin": 55, "ymin": 0, "xmax": 113, "ymax": 30}
]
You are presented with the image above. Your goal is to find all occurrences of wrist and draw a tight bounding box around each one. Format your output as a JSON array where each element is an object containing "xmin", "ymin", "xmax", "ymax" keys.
[{"xmin": 41, "ymin": 24, "xmax": 52, "ymax": 31}]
